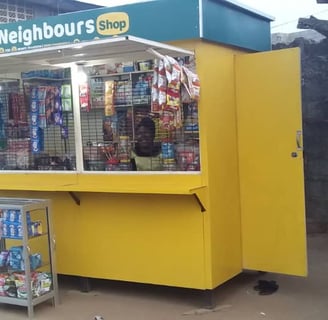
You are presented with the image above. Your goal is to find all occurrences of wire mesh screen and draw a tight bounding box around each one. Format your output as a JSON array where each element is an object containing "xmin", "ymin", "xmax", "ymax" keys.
[
  {"xmin": 0, "ymin": 80, "xmax": 25, "ymax": 169},
  {"xmin": 0, "ymin": 70, "xmax": 76, "ymax": 171},
  {"xmin": 81, "ymin": 61, "xmax": 200, "ymax": 172},
  {"xmin": 24, "ymin": 79, "xmax": 76, "ymax": 170},
  {"xmin": 0, "ymin": 58, "xmax": 200, "ymax": 172}
]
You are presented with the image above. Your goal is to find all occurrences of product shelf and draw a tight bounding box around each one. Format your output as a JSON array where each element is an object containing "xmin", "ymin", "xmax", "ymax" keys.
[{"xmin": 0, "ymin": 198, "xmax": 58, "ymax": 319}]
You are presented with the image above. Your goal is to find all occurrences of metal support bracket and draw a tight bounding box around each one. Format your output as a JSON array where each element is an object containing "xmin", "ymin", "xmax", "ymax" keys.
[
  {"xmin": 193, "ymin": 193, "xmax": 206, "ymax": 212},
  {"xmin": 190, "ymin": 186, "xmax": 207, "ymax": 213},
  {"xmin": 68, "ymin": 192, "xmax": 80, "ymax": 206}
]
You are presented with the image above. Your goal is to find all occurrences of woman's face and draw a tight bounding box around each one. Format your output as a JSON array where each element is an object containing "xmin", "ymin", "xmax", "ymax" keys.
[{"xmin": 136, "ymin": 126, "xmax": 154, "ymax": 150}]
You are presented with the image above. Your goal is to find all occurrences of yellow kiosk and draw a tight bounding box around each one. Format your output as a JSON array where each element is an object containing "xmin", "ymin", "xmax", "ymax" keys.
[{"xmin": 0, "ymin": 0, "xmax": 306, "ymax": 300}]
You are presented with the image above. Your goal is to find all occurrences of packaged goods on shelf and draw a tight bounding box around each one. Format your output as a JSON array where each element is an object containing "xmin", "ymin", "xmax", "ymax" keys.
[
  {"xmin": 2, "ymin": 221, "xmax": 33, "ymax": 239},
  {"xmin": 0, "ymin": 273, "xmax": 16, "ymax": 297},
  {"xmin": 122, "ymin": 62, "xmax": 134, "ymax": 73},
  {"xmin": 61, "ymin": 84, "xmax": 72, "ymax": 112},
  {"xmin": 7, "ymin": 246, "xmax": 42, "ymax": 271},
  {"xmin": 2, "ymin": 209, "xmax": 31, "ymax": 224},
  {"xmin": 114, "ymin": 80, "xmax": 131, "ymax": 106},
  {"xmin": 0, "ymin": 210, "xmax": 42, "ymax": 239},
  {"xmin": 2, "ymin": 55, "xmax": 201, "ymax": 173},
  {"xmin": 0, "ymin": 251, "xmax": 9, "ymax": 268},
  {"xmin": 21, "ymin": 69, "xmax": 65, "ymax": 79},
  {"xmin": 0, "ymin": 271, "xmax": 52, "ymax": 299}
]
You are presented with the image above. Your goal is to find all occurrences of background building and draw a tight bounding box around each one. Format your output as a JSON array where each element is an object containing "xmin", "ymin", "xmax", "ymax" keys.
[{"xmin": 0, "ymin": 0, "xmax": 101, "ymax": 23}]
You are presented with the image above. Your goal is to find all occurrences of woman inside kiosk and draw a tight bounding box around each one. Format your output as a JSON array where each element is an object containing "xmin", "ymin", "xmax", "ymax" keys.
[{"xmin": 131, "ymin": 117, "xmax": 162, "ymax": 171}]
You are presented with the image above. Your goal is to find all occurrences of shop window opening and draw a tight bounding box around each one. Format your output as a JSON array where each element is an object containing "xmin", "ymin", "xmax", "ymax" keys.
[
  {"xmin": 0, "ymin": 52, "xmax": 200, "ymax": 172},
  {"xmin": 0, "ymin": 68, "xmax": 76, "ymax": 170},
  {"xmin": 80, "ymin": 55, "xmax": 200, "ymax": 172}
]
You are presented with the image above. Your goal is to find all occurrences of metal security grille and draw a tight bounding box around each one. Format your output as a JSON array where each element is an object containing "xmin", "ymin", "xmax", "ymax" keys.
[
  {"xmin": 22, "ymin": 79, "xmax": 76, "ymax": 171},
  {"xmin": 0, "ymin": 80, "xmax": 22, "ymax": 169},
  {"xmin": 0, "ymin": 0, "xmax": 34, "ymax": 24},
  {"xmin": 0, "ymin": 71, "xmax": 76, "ymax": 171},
  {"xmin": 80, "ymin": 63, "xmax": 200, "ymax": 172}
]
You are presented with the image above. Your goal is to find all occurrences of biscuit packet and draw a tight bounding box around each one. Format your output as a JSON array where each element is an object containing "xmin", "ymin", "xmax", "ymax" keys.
[{"xmin": 182, "ymin": 66, "xmax": 200, "ymax": 101}]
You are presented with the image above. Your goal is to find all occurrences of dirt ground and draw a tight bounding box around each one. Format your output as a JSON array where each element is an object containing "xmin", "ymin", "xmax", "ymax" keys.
[{"xmin": 0, "ymin": 233, "xmax": 327, "ymax": 320}]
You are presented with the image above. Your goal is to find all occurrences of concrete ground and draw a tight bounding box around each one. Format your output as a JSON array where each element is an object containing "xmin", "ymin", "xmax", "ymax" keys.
[{"xmin": 0, "ymin": 233, "xmax": 327, "ymax": 320}]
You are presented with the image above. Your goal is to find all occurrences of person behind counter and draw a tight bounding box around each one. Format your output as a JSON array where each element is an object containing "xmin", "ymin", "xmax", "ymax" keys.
[{"xmin": 131, "ymin": 117, "xmax": 162, "ymax": 171}]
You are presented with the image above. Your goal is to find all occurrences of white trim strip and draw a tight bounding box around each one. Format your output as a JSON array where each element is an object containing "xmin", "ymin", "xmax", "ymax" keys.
[
  {"xmin": 199, "ymin": 0, "xmax": 204, "ymax": 38},
  {"xmin": 70, "ymin": 63, "xmax": 84, "ymax": 172},
  {"xmin": 0, "ymin": 35, "xmax": 194, "ymax": 59}
]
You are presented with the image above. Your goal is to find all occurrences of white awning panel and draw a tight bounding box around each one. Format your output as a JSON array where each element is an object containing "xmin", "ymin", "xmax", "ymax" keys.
[{"xmin": 0, "ymin": 35, "xmax": 194, "ymax": 74}]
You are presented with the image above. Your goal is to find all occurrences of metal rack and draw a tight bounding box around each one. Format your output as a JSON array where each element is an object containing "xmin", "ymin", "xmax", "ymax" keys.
[{"xmin": 0, "ymin": 197, "xmax": 58, "ymax": 318}]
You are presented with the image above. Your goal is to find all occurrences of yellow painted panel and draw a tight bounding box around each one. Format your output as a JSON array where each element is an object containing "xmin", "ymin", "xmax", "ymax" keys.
[
  {"xmin": 73, "ymin": 193, "xmax": 205, "ymax": 288},
  {"xmin": 77, "ymin": 173, "xmax": 203, "ymax": 194},
  {"xmin": 236, "ymin": 48, "xmax": 307, "ymax": 276},
  {"xmin": 0, "ymin": 172, "xmax": 203, "ymax": 194},
  {"xmin": 172, "ymin": 40, "xmax": 244, "ymax": 288},
  {"xmin": 0, "ymin": 190, "xmax": 206, "ymax": 289},
  {"xmin": 196, "ymin": 42, "xmax": 243, "ymax": 287}
]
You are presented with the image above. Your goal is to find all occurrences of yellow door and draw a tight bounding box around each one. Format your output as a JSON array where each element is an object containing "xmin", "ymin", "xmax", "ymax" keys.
[{"xmin": 235, "ymin": 48, "xmax": 307, "ymax": 276}]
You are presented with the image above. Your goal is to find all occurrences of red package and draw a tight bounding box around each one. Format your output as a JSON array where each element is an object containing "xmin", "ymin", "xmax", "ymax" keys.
[
  {"xmin": 182, "ymin": 66, "xmax": 200, "ymax": 101},
  {"xmin": 79, "ymin": 83, "xmax": 90, "ymax": 112}
]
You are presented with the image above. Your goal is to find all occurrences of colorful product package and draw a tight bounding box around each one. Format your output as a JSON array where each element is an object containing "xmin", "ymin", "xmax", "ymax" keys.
[
  {"xmin": 30, "ymin": 100, "xmax": 38, "ymax": 113},
  {"xmin": 30, "ymin": 112, "xmax": 38, "ymax": 126},
  {"xmin": 31, "ymin": 138, "xmax": 42, "ymax": 154},
  {"xmin": 61, "ymin": 126, "xmax": 69, "ymax": 139},
  {"xmin": 151, "ymin": 60, "xmax": 160, "ymax": 113},
  {"xmin": 8, "ymin": 246, "xmax": 24, "ymax": 270},
  {"xmin": 104, "ymin": 80, "xmax": 115, "ymax": 116},
  {"xmin": 38, "ymin": 272, "xmax": 52, "ymax": 296},
  {"xmin": 0, "ymin": 251, "xmax": 9, "ymax": 267},
  {"xmin": 79, "ymin": 83, "xmax": 90, "ymax": 112},
  {"xmin": 30, "ymin": 87, "xmax": 38, "ymax": 100},
  {"xmin": 30, "ymin": 253, "xmax": 42, "ymax": 270},
  {"xmin": 61, "ymin": 84, "xmax": 72, "ymax": 99},
  {"xmin": 2, "ymin": 221, "xmax": 33, "ymax": 239},
  {"xmin": 37, "ymin": 86, "xmax": 47, "ymax": 100},
  {"xmin": 31, "ymin": 126, "xmax": 39, "ymax": 139},
  {"xmin": 160, "ymin": 110, "xmax": 175, "ymax": 131},
  {"xmin": 0, "ymin": 273, "xmax": 16, "ymax": 297},
  {"xmin": 8, "ymin": 246, "xmax": 42, "ymax": 271},
  {"xmin": 165, "ymin": 55, "xmax": 181, "ymax": 87},
  {"xmin": 14, "ymin": 272, "xmax": 38, "ymax": 299},
  {"xmin": 166, "ymin": 87, "xmax": 181, "ymax": 110},
  {"xmin": 54, "ymin": 112, "xmax": 63, "ymax": 126},
  {"xmin": 181, "ymin": 66, "xmax": 200, "ymax": 101},
  {"xmin": 2, "ymin": 210, "xmax": 31, "ymax": 224},
  {"xmin": 0, "ymin": 274, "xmax": 6, "ymax": 296},
  {"xmin": 38, "ymin": 100, "xmax": 45, "ymax": 115},
  {"xmin": 61, "ymin": 98, "xmax": 72, "ymax": 112}
]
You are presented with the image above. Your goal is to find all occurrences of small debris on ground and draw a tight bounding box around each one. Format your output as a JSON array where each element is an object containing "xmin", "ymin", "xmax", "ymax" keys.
[{"xmin": 183, "ymin": 304, "xmax": 232, "ymax": 315}]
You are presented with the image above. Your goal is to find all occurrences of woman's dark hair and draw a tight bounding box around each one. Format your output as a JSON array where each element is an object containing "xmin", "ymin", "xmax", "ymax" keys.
[{"xmin": 136, "ymin": 117, "xmax": 156, "ymax": 138}]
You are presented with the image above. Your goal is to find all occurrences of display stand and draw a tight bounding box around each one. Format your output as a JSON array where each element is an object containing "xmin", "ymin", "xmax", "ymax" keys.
[{"xmin": 0, "ymin": 198, "xmax": 58, "ymax": 318}]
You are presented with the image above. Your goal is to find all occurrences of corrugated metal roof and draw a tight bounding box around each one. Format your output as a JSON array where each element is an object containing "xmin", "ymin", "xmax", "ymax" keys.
[{"xmin": 25, "ymin": 0, "xmax": 102, "ymax": 13}]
